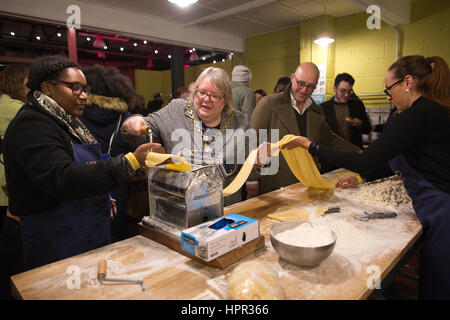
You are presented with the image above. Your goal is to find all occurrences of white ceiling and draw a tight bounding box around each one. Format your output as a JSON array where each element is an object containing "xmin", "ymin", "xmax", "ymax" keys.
[
  {"xmin": 0, "ymin": 0, "xmax": 411, "ymax": 52},
  {"xmin": 79, "ymin": 0, "xmax": 364, "ymax": 37}
]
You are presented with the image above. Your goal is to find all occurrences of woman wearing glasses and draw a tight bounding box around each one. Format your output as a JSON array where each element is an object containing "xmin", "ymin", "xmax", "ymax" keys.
[
  {"xmin": 282, "ymin": 55, "xmax": 450, "ymax": 299},
  {"xmin": 1, "ymin": 55, "xmax": 159, "ymax": 271},
  {"xmin": 122, "ymin": 67, "xmax": 250, "ymax": 205}
]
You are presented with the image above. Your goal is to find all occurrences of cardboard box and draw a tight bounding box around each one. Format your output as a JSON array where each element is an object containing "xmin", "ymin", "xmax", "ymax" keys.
[{"xmin": 181, "ymin": 213, "xmax": 259, "ymax": 262}]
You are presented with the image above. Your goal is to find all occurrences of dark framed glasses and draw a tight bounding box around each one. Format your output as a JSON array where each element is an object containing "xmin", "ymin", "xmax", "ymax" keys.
[
  {"xmin": 383, "ymin": 77, "xmax": 404, "ymax": 97},
  {"xmin": 47, "ymin": 80, "xmax": 91, "ymax": 96},
  {"xmin": 196, "ymin": 90, "xmax": 223, "ymax": 103},
  {"xmin": 293, "ymin": 73, "xmax": 317, "ymax": 91}
]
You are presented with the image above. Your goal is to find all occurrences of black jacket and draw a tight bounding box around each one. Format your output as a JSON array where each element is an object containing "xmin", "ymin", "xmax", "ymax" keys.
[
  {"xmin": 80, "ymin": 94, "xmax": 134, "ymax": 156},
  {"xmin": 320, "ymin": 97, "xmax": 371, "ymax": 148},
  {"xmin": 3, "ymin": 93, "xmax": 131, "ymax": 216}
]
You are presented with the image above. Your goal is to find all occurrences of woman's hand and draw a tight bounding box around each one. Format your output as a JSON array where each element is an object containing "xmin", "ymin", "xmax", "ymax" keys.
[
  {"xmin": 122, "ymin": 115, "xmax": 146, "ymax": 136},
  {"xmin": 335, "ymin": 175, "xmax": 360, "ymax": 189},
  {"xmin": 133, "ymin": 142, "xmax": 162, "ymax": 166},
  {"xmin": 281, "ymin": 136, "xmax": 311, "ymax": 150}
]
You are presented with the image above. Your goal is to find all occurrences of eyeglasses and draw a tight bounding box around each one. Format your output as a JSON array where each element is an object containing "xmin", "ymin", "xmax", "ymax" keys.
[
  {"xmin": 293, "ymin": 73, "xmax": 317, "ymax": 91},
  {"xmin": 383, "ymin": 77, "xmax": 404, "ymax": 97},
  {"xmin": 47, "ymin": 80, "xmax": 91, "ymax": 96},
  {"xmin": 337, "ymin": 88, "xmax": 354, "ymax": 95},
  {"xmin": 196, "ymin": 90, "xmax": 223, "ymax": 103}
]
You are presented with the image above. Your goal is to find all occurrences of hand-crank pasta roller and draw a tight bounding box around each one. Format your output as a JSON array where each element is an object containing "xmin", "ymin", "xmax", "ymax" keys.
[{"xmin": 97, "ymin": 259, "xmax": 146, "ymax": 291}]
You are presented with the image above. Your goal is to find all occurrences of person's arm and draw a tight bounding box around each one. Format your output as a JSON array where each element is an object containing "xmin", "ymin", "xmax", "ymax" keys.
[
  {"xmin": 11, "ymin": 116, "xmax": 158, "ymax": 201},
  {"xmin": 242, "ymin": 90, "xmax": 256, "ymax": 118},
  {"xmin": 311, "ymin": 107, "xmax": 424, "ymax": 173},
  {"xmin": 352, "ymin": 100, "xmax": 372, "ymax": 134}
]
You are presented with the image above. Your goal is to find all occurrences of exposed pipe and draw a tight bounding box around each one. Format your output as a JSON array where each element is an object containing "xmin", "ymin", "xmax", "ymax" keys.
[{"xmin": 391, "ymin": 26, "xmax": 400, "ymax": 60}]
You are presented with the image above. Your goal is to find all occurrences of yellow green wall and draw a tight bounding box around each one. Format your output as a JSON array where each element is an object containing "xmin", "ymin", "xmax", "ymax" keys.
[
  {"xmin": 242, "ymin": 27, "xmax": 300, "ymax": 94},
  {"xmin": 135, "ymin": 60, "xmax": 233, "ymax": 105}
]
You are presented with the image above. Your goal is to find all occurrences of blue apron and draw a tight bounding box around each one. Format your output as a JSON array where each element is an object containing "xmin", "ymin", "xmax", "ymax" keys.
[
  {"xmin": 20, "ymin": 143, "xmax": 111, "ymax": 270},
  {"xmin": 389, "ymin": 153, "xmax": 450, "ymax": 299}
]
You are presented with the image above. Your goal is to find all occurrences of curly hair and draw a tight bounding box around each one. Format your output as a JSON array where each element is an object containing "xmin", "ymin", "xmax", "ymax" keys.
[
  {"xmin": 82, "ymin": 64, "xmax": 135, "ymax": 104},
  {"xmin": 0, "ymin": 64, "xmax": 29, "ymax": 102},
  {"xmin": 27, "ymin": 55, "xmax": 80, "ymax": 92}
]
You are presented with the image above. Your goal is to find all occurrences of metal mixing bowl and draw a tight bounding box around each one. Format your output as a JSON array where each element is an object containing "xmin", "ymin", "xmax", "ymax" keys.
[{"xmin": 270, "ymin": 221, "xmax": 337, "ymax": 267}]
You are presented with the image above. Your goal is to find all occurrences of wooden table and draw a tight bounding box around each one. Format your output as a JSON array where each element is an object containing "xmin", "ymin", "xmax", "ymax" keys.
[{"xmin": 11, "ymin": 170, "xmax": 422, "ymax": 300}]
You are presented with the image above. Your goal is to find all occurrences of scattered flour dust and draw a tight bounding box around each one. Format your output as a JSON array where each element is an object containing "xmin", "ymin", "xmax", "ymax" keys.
[
  {"xmin": 275, "ymin": 223, "xmax": 334, "ymax": 247},
  {"xmin": 308, "ymin": 213, "xmax": 413, "ymax": 269}
]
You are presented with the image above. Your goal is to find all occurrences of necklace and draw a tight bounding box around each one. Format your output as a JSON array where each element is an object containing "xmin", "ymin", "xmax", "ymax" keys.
[{"xmin": 186, "ymin": 100, "xmax": 235, "ymax": 150}]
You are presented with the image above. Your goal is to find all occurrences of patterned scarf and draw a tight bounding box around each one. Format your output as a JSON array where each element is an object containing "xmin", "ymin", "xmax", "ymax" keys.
[{"xmin": 33, "ymin": 91, "xmax": 97, "ymax": 144}]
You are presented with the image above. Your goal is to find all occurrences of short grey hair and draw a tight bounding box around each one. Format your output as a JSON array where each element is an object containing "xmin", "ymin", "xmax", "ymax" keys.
[{"xmin": 189, "ymin": 67, "xmax": 233, "ymax": 114}]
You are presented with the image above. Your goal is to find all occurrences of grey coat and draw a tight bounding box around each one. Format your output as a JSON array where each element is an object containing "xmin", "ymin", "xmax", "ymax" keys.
[{"xmin": 123, "ymin": 98, "xmax": 249, "ymax": 205}]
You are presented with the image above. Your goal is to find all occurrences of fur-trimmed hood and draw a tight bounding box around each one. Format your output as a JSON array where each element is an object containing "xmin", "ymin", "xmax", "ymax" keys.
[{"xmin": 86, "ymin": 94, "xmax": 128, "ymax": 113}]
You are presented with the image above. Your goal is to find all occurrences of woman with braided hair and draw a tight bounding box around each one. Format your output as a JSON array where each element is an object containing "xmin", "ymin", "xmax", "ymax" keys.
[
  {"xmin": 281, "ymin": 55, "xmax": 450, "ymax": 299},
  {"xmin": 1, "ymin": 55, "xmax": 159, "ymax": 273}
]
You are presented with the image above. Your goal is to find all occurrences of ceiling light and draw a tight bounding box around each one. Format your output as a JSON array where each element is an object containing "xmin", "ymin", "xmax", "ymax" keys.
[
  {"xmin": 36, "ymin": 36, "xmax": 41, "ymax": 40},
  {"xmin": 230, "ymin": 52, "xmax": 234, "ymax": 56},
  {"xmin": 86, "ymin": 37, "xmax": 91, "ymax": 41},
  {"xmin": 154, "ymin": 50, "xmax": 158, "ymax": 54},
  {"xmin": 120, "ymin": 47, "xmax": 124, "ymax": 51},
  {"xmin": 57, "ymin": 32, "xmax": 62, "ymax": 37},
  {"xmin": 202, "ymin": 56, "xmax": 206, "ymax": 60},
  {"xmin": 213, "ymin": 60, "xmax": 216, "ymax": 64},
  {"xmin": 189, "ymin": 51, "xmax": 199, "ymax": 61},
  {"xmin": 168, "ymin": 0, "xmax": 198, "ymax": 8},
  {"xmin": 168, "ymin": 55, "xmax": 172, "ymax": 59},
  {"xmin": 143, "ymin": 40, "xmax": 147, "ymax": 44},
  {"xmin": 192, "ymin": 48, "xmax": 196, "ymax": 51},
  {"xmin": 93, "ymin": 36, "xmax": 106, "ymax": 48},
  {"xmin": 314, "ymin": 32, "xmax": 335, "ymax": 47},
  {"xmin": 104, "ymin": 46, "xmax": 108, "ymax": 50},
  {"xmin": 10, "ymin": 32, "xmax": 15, "ymax": 36},
  {"xmin": 189, "ymin": 49, "xmax": 192, "ymax": 53},
  {"xmin": 133, "ymin": 42, "xmax": 138, "ymax": 47},
  {"xmin": 222, "ymin": 59, "xmax": 225, "ymax": 62}
]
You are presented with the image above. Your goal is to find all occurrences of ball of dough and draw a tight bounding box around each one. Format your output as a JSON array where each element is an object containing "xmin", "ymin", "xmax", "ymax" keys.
[{"xmin": 227, "ymin": 261, "xmax": 286, "ymax": 300}]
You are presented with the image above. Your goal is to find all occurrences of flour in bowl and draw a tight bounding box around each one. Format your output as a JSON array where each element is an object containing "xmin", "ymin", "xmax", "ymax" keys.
[{"xmin": 275, "ymin": 223, "xmax": 334, "ymax": 247}]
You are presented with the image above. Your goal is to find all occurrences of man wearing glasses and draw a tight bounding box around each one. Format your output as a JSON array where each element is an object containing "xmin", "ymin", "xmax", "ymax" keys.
[
  {"xmin": 249, "ymin": 62, "xmax": 360, "ymax": 195},
  {"xmin": 320, "ymin": 73, "xmax": 372, "ymax": 173}
]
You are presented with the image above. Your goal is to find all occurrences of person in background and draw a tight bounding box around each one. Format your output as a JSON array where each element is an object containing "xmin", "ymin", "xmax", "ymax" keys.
[
  {"xmin": 0, "ymin": 63, "xmax": 29, "ymax": 300},
  {"xmin": 146, "ymin": 92, "xmax": 164, "ymax": 114},
  {"xmin": 249, "ymin": 62, "xmax": 360, "ymax": 195},
  {"xmin": 180, "ymin": 82, "xmax": 195, "ymax": 100},
  {"xmin": 254, "ymin": 89, "xmax": 266, "ymax": 105},
  {"xmin": 129, "ymin": 94, "xmax": 147, "ymax": 116},
  {"xmin": 1, "ymin": 55, "xmax": 158, "ymax": 277},
  {"xmin": 282, "ymin": 55, "xmax": 450, "ymax": 299},
  {"xmin": 0, "ymin": 64, "xmax": 29, "ymax": 229},
  {"xmin": 319, "ymin": 73, "xmax": 371, "ymax": 172},
  {"xmin": 231, "ymin": 65, "xmax": 256, "ymax": 119},
  {"xmin": 273, "ymin": 76, "xmax": 290, "ymax": 93},
  {"xmin": 80, "ymin": 64, "xmax": 136, "ymax": 242}
]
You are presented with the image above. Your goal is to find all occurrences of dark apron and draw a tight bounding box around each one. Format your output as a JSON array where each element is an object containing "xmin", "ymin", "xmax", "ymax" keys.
[
  {"xmin": 389, "ymin": 153, "xmax": 450, "ymax": 299},
  {"xmin": 20, "ymin": 143, "xmax": 111, "ymax": 270}
]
